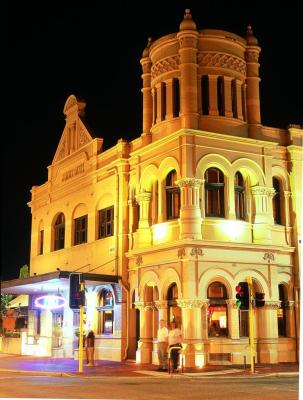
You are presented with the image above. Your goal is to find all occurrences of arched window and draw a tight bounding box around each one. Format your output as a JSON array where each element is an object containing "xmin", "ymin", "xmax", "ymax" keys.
[
  {"xmin": 207, "ymin": 282, "xmax": 228, "ymax": 337},
  {"xmin": 54, "ymin": 213, "xmax": 65, "ymax": 251},
  {"xmin": 201, "ymin": 76, "xmax": 209, "ymax": 115},
  {"xmin": 273, "ymin": 177, "xmax": 282, "ymax": 225},
  {"xmin": 278, "ymin": 284, "xmax": 287, "ymax": 337},
  {"xmin": 167, "ymin": 283, "xmax": 181, "ymax": 327},
  {"xmin": 205, "ymin": 168, "xmax": 225, "ymax": 217},
  {"xmin": 166, "ymin": 170, "xmax": 180, "ymax": 220},
  {"xmin": 153, "ymin": 87, "xmax": 157, "ymax": 124},
  {"xmin": 231, "ymin": 79, "xmax": 237, "ymax": 118},
  {"xmin": 217, "ymin": 76, "xmax": 224, "ymax": 116},
  {"xmin": 161, "ymin": 82, "xmax": 166, "ymax": 121},
  {"xmin": 173, "ymin": 78, "xmax": 180, "ymax": 117},
  {"xmin": 98, "ymin": 288, "xmax": 114, "ymax": 335},
  {"xmin": 235, "ymin": 172, "xmax": 245, "ymax": 220}
]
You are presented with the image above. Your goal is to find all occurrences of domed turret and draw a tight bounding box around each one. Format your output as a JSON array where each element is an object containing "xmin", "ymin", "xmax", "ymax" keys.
[{"xmin": 179, "ymin": 9, "xmax": 197, "ymax": 31}]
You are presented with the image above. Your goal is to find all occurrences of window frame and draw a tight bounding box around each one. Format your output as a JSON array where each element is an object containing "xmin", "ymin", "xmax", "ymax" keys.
[
  {"xmin": 166, "ymin": 170, "xmax": 180, "ymax": 220},
  {"xmin": 54, "ymin": 213, "xmax": 65, "ymax": 251},
  {"xmin": 205, "ymin": 168, "xmax": 225, "ymax": 218},
  {"xmin": 98, "ymin": 206, "xmax": 114, "ymax": 239},
  {"xmin": 235, "ymin": 171, "xmax": 245, "ymax": 220},
  {"xmin": 74, "ymin": 215, "xmax": 88, "ymax": 245}
]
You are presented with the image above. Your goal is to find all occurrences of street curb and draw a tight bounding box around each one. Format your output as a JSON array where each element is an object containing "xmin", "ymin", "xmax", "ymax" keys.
[{"xmin": 0, "ymin": 368, "xmax": 299, "ymax": 379}]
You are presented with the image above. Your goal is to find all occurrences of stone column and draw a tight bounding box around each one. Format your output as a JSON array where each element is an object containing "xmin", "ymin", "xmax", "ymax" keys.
[
  {"xmin": 284, "ymin": 191, "xmax": 292, "ymax": 245},
  {"xmin": 134, "ymin": 302, "xmax": 153, "ymax": 364},
  {"xmin": 257, "ymin": 302, "xmax": 279, "ymax": 364},
  {"xmin": 154, "ymin": 300, "xmax": 168, "ymax": 322},
  {"xmin": 245, "ymin": 26, "xmax": 262, "ymax": 137},
  {"xmin": 136, "ymin": 192, "xmax": 152, "ymax": 229},
  {"xmin": 251, "ymin": 186, "xmax": 275, "ymax": 243},
  {"xmin": 208, "ymin": 75, "xmax": 219, "ymax": 116},
  {"xmin": 226, "ymin": 300, "xmax": 240, "ymax": 340},
  {"xmin": 177, "ymin": 9, "xmax": 199, "ymax": 129},
  {"xmin": 140, "ymin": 38, "xmax": 153, "ymax": 144},
  {"xmin": 223, "ymin": 76, "xmax": 233, "ymax": 118},
  {"xmin": 177, "ymin": 178, "xmax": 203, "ymax": 239},
  {"xmin": 177, "ymin": 299, "xmax": 204, "ymax": 367}
]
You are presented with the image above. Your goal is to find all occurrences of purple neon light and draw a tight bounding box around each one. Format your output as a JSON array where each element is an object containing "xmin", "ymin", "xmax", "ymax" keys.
[{"xmin": 34, "ymin": 295, "xmax": 66, "ymax": 310}]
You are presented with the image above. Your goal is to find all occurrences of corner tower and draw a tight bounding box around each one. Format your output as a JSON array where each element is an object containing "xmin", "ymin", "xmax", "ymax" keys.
[{"xmin": 140, "ymin": 10, "xmax": 263, "ymax": 141}]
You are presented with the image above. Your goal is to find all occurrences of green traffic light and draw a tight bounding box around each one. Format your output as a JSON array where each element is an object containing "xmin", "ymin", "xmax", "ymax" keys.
[{"xmin": 236, "ymin": 300, "xmax": 242, "ymax": 308}]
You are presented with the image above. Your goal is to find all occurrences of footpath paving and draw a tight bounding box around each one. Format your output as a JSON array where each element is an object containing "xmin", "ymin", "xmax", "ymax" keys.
[{"xmin": 0, "ymin": 354, "xmax": 299, "ymax": 378}]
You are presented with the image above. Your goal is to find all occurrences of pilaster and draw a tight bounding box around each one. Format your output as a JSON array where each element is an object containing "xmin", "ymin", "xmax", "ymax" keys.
[{"xmin": 177, "ymin": 178, "xmax": 203, "ymax": 239}]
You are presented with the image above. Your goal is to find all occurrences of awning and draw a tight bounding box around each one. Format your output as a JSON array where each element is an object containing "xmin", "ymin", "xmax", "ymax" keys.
[
  {"xmin": 1, "ymin": 271, "xmax": 120, "ymax": 295},
  {"xmin": 9, "ymin": 294, "xmax": 29, "ymax": 308}
]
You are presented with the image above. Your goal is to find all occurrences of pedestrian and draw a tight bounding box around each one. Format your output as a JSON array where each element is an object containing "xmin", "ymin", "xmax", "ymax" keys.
[
  {"xmin": 86, "ymin": 330, "xmax": 95, "ymax": 366},
  {"xmin": 168, "ymin": 321, "xmax": 182, "ymax": 372},
  {"xmin": 157, "ymin": 319, "xmax": 168, "ymax": 371}
]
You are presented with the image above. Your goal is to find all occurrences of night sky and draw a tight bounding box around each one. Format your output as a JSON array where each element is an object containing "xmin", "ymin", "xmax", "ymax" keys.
[{"xmin": 2, "ymin": 1, "xmax": 301, "ymax": 281}]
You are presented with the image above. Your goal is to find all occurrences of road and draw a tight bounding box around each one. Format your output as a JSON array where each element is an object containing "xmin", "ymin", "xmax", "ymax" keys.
[{"xmin": 0, "ymin": 373, "xmax": 299, "ymax": 399}]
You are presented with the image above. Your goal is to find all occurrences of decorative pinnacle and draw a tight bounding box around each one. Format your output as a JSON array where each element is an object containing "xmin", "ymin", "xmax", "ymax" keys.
[
  {"xmin": 179, "ymin": 8, "xmax": 197, "ymax": 31},
  {"xmin": 245, "ymin": 25, "xmax": 258, "ymax": 45}
]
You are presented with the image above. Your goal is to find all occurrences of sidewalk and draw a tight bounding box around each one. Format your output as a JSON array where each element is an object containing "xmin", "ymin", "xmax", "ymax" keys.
[{"xmin": 0, "ymin": 354, "xmax": 299, "ymax": 378}]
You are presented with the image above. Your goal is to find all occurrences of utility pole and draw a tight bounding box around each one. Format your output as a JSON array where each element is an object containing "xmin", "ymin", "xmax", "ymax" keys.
[
  {"xmin": 78, "ymin": 281, "xmax": 85, "ymax": 373},
  {"xmin": 247, "ymin": 276, "xmax": 255, "ymax": 373}
]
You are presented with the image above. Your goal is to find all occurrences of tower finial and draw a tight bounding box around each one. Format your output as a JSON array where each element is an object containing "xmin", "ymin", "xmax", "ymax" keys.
[
  {"xmin": 179, "ymin": 8, "xmax": 197, "ymax": 31},
  {"xmin": 245, "ymin": 25, "xmax": 258, "ymax": 45}
]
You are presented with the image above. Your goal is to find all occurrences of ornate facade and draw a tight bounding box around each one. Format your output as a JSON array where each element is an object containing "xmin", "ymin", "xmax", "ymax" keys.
[{"xmin": 2, "ymin": 10, "xmax": 301, "ymax": 366}]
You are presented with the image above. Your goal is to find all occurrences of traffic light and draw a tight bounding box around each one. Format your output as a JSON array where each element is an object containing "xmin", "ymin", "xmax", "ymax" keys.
[
  {"xmin": 69, "ymin": 273, "xmax": 85, "ymax": 309},
  {"xmin": 235, "ymin": 282, "xmax": 249, "ymax": 310},
  {"xmin": 254, "ymin": 292, "xmax": 265, "ymax": 308}
]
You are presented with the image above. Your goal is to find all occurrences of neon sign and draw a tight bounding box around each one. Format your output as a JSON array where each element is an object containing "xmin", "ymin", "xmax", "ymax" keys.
[{"xmin": 35, "ymin": 295, "xmax": 66, "ymax": 310}]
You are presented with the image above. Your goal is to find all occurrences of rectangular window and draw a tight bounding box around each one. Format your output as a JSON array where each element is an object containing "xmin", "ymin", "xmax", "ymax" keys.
[
  {"xmin": 39, "ymin": 230, "xmax": 44, "ymax": 255},
  {"xmin": 102, "ymin": 310, "xmax": 114, "ymax": 334},
  {"xmin": 74, "ymin": 215, "xmax": 88, "ymax": 245},
  {"xmin": 98, "ymin": 206, "xmax": 114, "ymax": 239},
  {"xmin": 166, "ymin": 189, "xmax": 180, "ymax": 220}
]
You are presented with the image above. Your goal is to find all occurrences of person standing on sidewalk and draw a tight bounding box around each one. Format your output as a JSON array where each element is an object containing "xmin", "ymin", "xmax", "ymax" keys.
[
  {"xmin": 168, "ymin": 321, "xmax": 182, "ymax": 372},
  {"xmin": 86, "ymin": 330, "xmax": 95, "ymax": 366},
  {"xmin": 157, "ymin": 319, "xmax": 168, "ymax": 371}
]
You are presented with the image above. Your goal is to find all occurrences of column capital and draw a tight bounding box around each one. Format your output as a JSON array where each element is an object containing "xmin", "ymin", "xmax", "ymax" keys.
[
  {"xmin": 251, "ymin": 185, "xmax": 274, "ymax": 197},
  {"xmin": 264, "ymin": 301, "xmax": 280, "ymax": 310},
  {"xmin": 176, "ymin": 299, "xmax": 208, "ymax": 309},
  {"xmin": 134, "ymin": 301, "xmax": 145, "ymax": 310},
  {"xmin": 136, "ymin": 191, "xmax": 152, "ymax": 202},
  {"xmin": 176, "ymin": 177, "xmax": 204, "ymax": 188},
  {"xmin": 284, "ymin": 191, "xmax": 292, "ymax": 198},
  {"xmin": 154, "ymin": 300, "xmax": 168, "ymax": 310}
]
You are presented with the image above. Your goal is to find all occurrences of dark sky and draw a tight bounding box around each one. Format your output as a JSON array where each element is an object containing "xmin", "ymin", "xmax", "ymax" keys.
[{"xmin": 2, "ymin": 1, "xmax": 301, "ymax": 281}]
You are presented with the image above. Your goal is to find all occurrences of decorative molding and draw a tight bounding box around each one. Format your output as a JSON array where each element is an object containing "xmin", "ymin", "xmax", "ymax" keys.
[
  {"xmin": 284, "ymin": 191, "xmax": 292, "ymax": 199},
  {"xmin": 151, "ymin": 55, "xmax": 179, "ymax": 80},
  {"xmin": 264, "ymin": 301, "xmax": 280, "ymax": 310},
  {"xmin": 79, "ymin": 127, "xmax": 90, "ymax": 146},
  {"xmin": 176, "ymin": 299, "xmax": 206, "ymax": 309},
  {"xmin": 154, "ymin": 300, "xmax": 168, "ymax": 310},
  {"xmin": 190, "ymin": 248, "xmax": 204, "ymax": 257},
  {"xmin": 133, "ymin": 301, "xmax": 145, "ymax": 310},
  {"xmin": 176, "ymin": 178, "xmax": 204, "ymax": 188},
  {"xmin": 144, "ymin": 301, "xmax": 157, "ymax": 311},
  {"xmin": 135, "ymin": 255, "xmax": 143, "ymax": 266},
  {"xmin": 245, "ymin": 51, "xmax": 259, "ymax": 63},
  {"xmin": 199, "ymin": 52, "xmax": 246, "ymax": 75},
  {"xmin": 178, "ymin": 248, "xmax": 186, "ymax": 258},
  {"xmin": 251, "ymin": 186, "xmax": 273, "ymax": 197},
  {"xmin": 263, "ymin": 252, "xmax": 275, "ymax": 262}
]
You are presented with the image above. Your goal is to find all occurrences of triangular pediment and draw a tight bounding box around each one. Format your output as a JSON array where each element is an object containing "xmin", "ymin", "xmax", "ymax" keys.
[{"xmin": 53, "ymin": 95, "xmax": 95, "ymax": 164}]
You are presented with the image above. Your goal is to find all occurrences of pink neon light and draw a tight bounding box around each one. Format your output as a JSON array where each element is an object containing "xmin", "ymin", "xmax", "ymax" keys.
[{"xmin": 34, "ymin": 295, "xmax": 66, "ymax": 310}]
